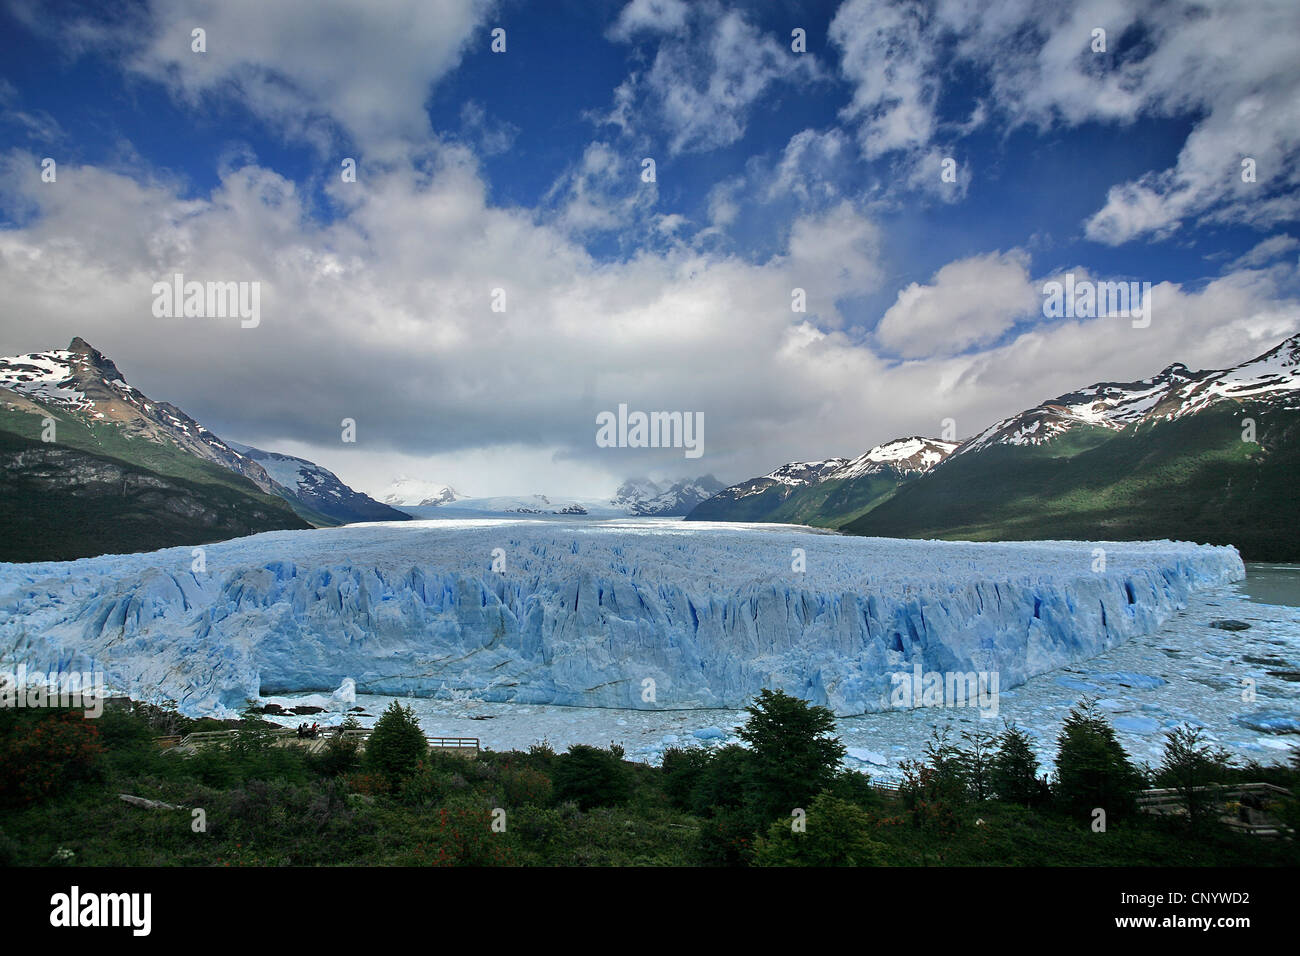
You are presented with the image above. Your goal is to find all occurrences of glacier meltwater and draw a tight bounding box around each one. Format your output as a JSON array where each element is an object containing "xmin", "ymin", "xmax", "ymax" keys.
[{"xmin": 0, "ymin": 519, "xmax": 1244, "ymax": 716}]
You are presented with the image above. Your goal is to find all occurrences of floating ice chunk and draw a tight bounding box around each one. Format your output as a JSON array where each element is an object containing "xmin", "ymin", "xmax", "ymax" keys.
[
  {"xmin": 329, "ymin": 678, "xmax": 357, "ymax": 708},
  {"xmin": 847, "ymin": 747, "xmax": 888, "ymax": 766},
  {"xmin": 1236, "ymin": 711, "xmax": 1300, "ymax": 734},
  {"xmin": 1113, "ymin": 715, "xmax": 1162, "ymax": 735}
]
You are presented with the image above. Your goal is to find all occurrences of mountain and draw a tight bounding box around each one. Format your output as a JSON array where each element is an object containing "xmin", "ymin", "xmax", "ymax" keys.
[
  {"xmin": 952, "ymin": 337, "xmax": 1300, "ymax": 457},
  {"xmin": 0, "ymin": 338, "xmax": 281, "ymax": 492},
  {"xmin": 228, "ymin": 443, "xmax": 410, "ymax": 525},
  {"xmin": 611, "ymin": 475, "xmax": 726, "ymax": 515},
  {"xmin": 379, "ymin": 476, "xmax": 462, "ymax": 507},
  {"xmin": 0, "ymin": 339, "xmax": 310, "ymax": 561},
  {"xmin": 844, "ymin": 334, "xmax": 1300, "ymax": 560},
  {"xmin": 688, "ymin": 437, "xmax": 958, "ymax": 525},
  {"xmin": 387, "ymin": 475, "xmax": 724, "ymax": 517}
]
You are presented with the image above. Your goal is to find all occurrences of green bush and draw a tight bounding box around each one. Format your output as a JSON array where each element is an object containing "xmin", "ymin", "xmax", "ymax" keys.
[
  {"xmin": 689, "ymin": 744, "xmax": 753, "ymax": 817},
  {"xmin": 753, "ymin": 793, "xmax": 887, "ymax": 867},
  {"xmin": 552, "ymin": 744, "xmax": 630, "ymax": 810},
  {"xmin": 661, "ymin": 746, "xmax": 711, "ymax": 811},
  {"xmin": 694, "ymin": 807, "xmax": 758, "ymax": 867}
]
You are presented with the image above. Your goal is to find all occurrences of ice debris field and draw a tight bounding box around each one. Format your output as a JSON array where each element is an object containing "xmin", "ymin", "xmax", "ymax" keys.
[{"xmin": 0, "ymin": 518, "xmax": 1245, "ymax": 720}]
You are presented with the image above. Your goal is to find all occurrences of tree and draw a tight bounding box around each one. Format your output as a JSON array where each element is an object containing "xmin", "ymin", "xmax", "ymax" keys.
[
  {"xmin": 753, "ymin": 793, "xmax": 886, "ymax": 867},
  {"xmin": 735, "ymin": 688, "xmax": 846, "ymax": 823},
  {"xmin": 957, "ymin": 728, "xmax": 999, "ymax": 801},
  {"xmin": 364, "ymin": 701, "xmax": 427, "ymax": 783},
  {"xmin": 1053, "ymin": 699, "xmax": 1142, "ymax": 824},
  {"xmin": 552, "ymin": 744, "xmax": 629, "ymax": 810},
  {"xmin": 897, "ymin": 729, "xmax": 967, "ymax": 832},
  {"xmin": 661, "ymin": 746, "xmax": 712, "ymax": 811},
  {"xmin": 1157, "ymin": 725, "xmax": 1231, "ymax": 828},
  {"xmin": 689, "ymin": 744, "xmax": 754, "ymax": 817},
  {"xmin": 990, "ymin": 723, "xmax": 1043, "ymax": 806}
]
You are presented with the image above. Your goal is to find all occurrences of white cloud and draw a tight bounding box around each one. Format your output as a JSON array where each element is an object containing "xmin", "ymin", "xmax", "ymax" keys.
[
  {"xmin": 127, "ymin": 0, "xmax": 492, "ymax": 153},
  {"xmin": 1226, "ymin": 235, "xmax": 1300, "ymax": 272},
  {"xmin": 1, "ymin": 145, "xmax": 1296, "ymax": 495},
  {"xmin": 604, "ymin": 2, "xmax": 820, "ymax": 155},
  {"xmin": 829, "ymin": 0, "xmax": 1300, "ymax": 241},
  {"xmin": 876, "ymin": 250, "xmax": 1038, "ymax": 358},
  {"xmin": 607, "ymin": 0, "xmax": 691, "ymax": 41}
]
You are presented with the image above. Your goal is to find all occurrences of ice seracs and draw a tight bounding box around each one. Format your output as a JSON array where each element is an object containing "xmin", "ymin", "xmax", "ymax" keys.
[{"xmin": 0, "ymin": 519, "xmax": 1243, "ymax": 718}]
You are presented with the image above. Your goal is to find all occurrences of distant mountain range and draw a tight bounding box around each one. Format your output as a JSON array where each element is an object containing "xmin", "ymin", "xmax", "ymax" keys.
[
  {"xmin": 690, "ymin": 334, "xmax": 1300, "ymax": 560},
  {"xmin": 0, "ymin": 338, "xmax": 404, "ymax": 562},
  {"xmin": 379, "ymin": 476, "xmax": 462, "ymax": 507},
  {"xmin": 388, "ymin": 475, "xmax": 726, "ymax": 517}
]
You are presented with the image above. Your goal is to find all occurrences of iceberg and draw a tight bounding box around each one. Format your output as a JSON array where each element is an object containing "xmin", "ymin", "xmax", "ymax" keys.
[{"xmin": 0, "ymin": 519, "xmax": 1244, "ymax": 717}]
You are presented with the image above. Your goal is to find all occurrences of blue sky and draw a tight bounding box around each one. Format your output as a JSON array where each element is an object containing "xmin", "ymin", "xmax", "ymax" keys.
[{"xmin": 1, "ymin": 0, "xmax": 1298, "ymax": 497}]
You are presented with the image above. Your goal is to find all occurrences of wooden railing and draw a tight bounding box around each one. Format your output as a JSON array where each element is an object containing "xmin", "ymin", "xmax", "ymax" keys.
[
  {"xmin": 1137, "ymin": 782, "xmax": 1295, "ymax": 837},
  {"xmin": 156, "ymin": 727, "xmax": 479, "ymax": 753}
]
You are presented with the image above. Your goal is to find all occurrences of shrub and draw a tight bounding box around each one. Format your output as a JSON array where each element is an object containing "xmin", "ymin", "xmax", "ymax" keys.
[
  {"xmin": 753, "ymin": 793, "xmax": 887, "ymax": 867},
  {"xmin": 0, "ymin": 709, "xmax": 104, "ymax": 807},
  {"xmin": 498, "ymin": 763, "xmax": 553, "ymax": 807},
  {"xmin": 694, "ymin": 808, "xmax": 758, "ymax": 867},
  {"xmin": 689, "ymin": 744, "xmax": 752, "ymax": 817},
  {"xmin": 1155, "ymin": 725, "xmax": 1232, "ymax": 828},
  {"xmin": 412, "ymin": 807, "xmax": 514, "ymax": 866},
  {"xmin": 660, "ymin": 746, "xmax": 711, "ymax": 811},
  {"xmin": 552, "ymin": 744, "xmax": 629, "ymax": 810},
  {"xmin": 309, "ymin": 717, "xmax": 362, "ymax": 777}
]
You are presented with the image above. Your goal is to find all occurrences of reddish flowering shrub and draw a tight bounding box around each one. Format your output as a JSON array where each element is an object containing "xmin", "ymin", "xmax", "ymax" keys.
[
  {"xmin": 0, "ymin": 710, "xmax": 104, "ymax": 807},
  {"xmin": 344, "ymin": 771, "xmax": 390, "ymax": 796},
  {"xmin": 410, "ymin": 807, "xmax": 514, "ymax": 866},
  {"xmin": 497, "ymin": 763, "xmax": 553, "ymax": 807}
]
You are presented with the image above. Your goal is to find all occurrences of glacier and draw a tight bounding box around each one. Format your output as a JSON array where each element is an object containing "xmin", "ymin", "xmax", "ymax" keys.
[{"xmin": 0, "ymin": 518, "xmax": 1244, "ymax": 717}]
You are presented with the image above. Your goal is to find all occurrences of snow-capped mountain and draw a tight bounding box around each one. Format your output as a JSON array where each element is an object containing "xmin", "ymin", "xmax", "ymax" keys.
[
  {"xmin": 713, "ymin": 459, "xmax": 851, "ymax": 502},
  {"xmin": 388, "ymin": 476, "xmax": 724, "ymax": 517},
  {"xmin": 379, "ymin": 476, "xmax": 462, "ymax": 507},
  {"xmin": 954, "ymin": 333, "xmax": 1300, "ymax": 457},
  {"xmin": 0, "ymin": 338, "xmax": 404, "ymax": 530},
  {"xmin": 844, "ymin": 332, "xmax": 1300, "ymax": 560},
  {"xmin": 690, "ymin": 438, "xmax": 956, "ymax": 523},
  {"xmin": 0, "ymin": 337, "xmax": 279, "ymax": 493},
  {"xmin": 229, "ymin": 443, "xmax": 410, "ymax": 525},
  {"xmin": 827, "ymin": 437, "xmax": 961, "ymax": 480},
  {"xmin": 610, "ymin": 475, "xmax": 726, "ymax": 515}
]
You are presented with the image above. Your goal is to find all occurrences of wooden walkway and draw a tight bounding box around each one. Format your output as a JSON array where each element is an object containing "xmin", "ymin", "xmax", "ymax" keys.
[
  {"xmin": 1137, "ymin": 782, "xmax": 1294, "ymax": 837},
  {"xmin": 155, "ymin": 727, "xmax": 479, "ymax": 757}
]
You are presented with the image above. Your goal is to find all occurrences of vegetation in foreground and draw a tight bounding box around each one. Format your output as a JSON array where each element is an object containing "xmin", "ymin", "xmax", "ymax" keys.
[{"xmin": 1, "ymin": 691, "xmax": 1297, "ymax": 867}]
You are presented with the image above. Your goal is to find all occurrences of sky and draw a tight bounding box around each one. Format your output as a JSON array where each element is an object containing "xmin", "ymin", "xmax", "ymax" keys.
[{"xmin": 1, "ymin": 0, "xmax": 1298, "ymax": 499}]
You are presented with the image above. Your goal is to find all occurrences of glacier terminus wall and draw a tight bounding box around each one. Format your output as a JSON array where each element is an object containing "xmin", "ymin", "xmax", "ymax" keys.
[{"xmin": 0, "ymin": 519, "xmax": 1245, "ymax": 716}]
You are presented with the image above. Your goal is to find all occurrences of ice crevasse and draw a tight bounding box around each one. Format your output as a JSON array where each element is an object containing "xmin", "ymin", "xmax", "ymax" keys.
[{"xmin": 0, "ymin": 521, "xmax": 1245, "ymax": 716}]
